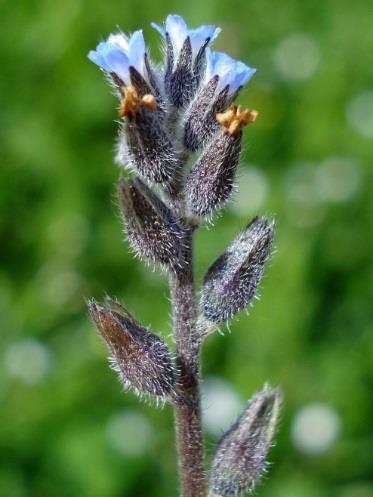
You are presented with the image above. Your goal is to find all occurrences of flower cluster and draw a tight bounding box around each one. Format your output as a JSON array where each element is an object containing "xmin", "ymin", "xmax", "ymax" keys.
[
  {"xmin": 88, "ymin": 14, "xmax": 258, "ymax": 186},
  {"xmin": 88, "ymin": 14, "xmax": 279, "ymax": 497}
]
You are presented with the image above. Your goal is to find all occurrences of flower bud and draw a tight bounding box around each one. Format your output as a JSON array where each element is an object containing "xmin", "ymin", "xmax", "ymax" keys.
[
  {"xmin": 201, "ymin": 217, "xmax": 274, "ymax": 324},
  {"xmin": 88, "ymin": 298, "xmax": 175, "ymax": 398},
  {"xmin": 166, "ymin": 36, "xmax": 194, "ymax": 108},
  {"xmin": 183, "ymin": 49, "xmax": 256, "ymax": 151},
  {"xmin": 118, "ymin": 177, "xmax": 183, "ymax": 264},
  {"xmin": 209, "ymin": 385, "xmax": 281, "ymax": 497},
  {"xmin": 117, "ymin": 107, "xmax": 179, "ymax": 184},
  {"xmin": 183, "ymin": 78, "xmax": 228, "ymax": 151},
  {"xmin": 184, "ymin": 129, "xmax": 242, "ymax": 218}
]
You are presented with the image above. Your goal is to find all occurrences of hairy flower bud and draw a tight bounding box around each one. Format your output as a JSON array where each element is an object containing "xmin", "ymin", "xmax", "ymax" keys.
[
  {"xmin": 88, "ymin": 298, "xmax": 175, "ymax": 398},
  {"xmin": 185, "ymin": 129, "xmax": 242, "ymax": 218},
  {"xmin": 184, "ymin": 50, "xmax": 256, "ymax": 150},
  {"xmin": 209, "ymin": 385, "xmax": 281, "ymax": 497},
  {"xmin": 117, "ymin": 105, "xmax": 179, "ymax": 183},
  {"xmin": 118, "ymin": 177, "xmax": 183, "ymax": 264},
  {"xmin": 166, "ymin": 35, "xmax": 194, "ymax": 108},
  {"xmin": 183, "ymin": 78, "xmax": 229, "ymax": 151},
  {"xmin": 201, "ymin": 217, "xmax": 274, "ymax": 324}
]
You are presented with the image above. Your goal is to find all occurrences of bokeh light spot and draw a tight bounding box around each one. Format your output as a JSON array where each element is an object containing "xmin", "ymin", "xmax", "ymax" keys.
[
  {"xmin": 291, "ymin": 403, "xmax": 341, "ymax": 454},
  {"xmin": 346, "ymin": 91, "xmax": 373, "ymax": 138},
  {"xmin": 201, "ymin": 377, "xmax": 242, "ymax": 436},
  {"xmin": 106, "ymin": 409, "xmax": 154, "ymax": 457},
  {"xmin": 274, "ymin": 34, "xmax": 320, "ymax": 80},
  {"xmin": 231, "ymin": 165, "xmax": 269, "ymax": 215},
  {"xmin": 5, "ymin": 339, "xmax": 51, "ymax": 385},
  {"xmin": 315, "ymin": 157, "xmax": 361, "ymax": 202}
]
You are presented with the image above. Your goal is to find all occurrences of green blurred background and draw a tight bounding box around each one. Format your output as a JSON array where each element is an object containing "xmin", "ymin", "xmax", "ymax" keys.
[{"xmin": 1, "ymin": 0, "xmax": 372, "ymax": 496}]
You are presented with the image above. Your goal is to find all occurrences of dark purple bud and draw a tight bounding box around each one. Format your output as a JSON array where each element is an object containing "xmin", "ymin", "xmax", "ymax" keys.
[
  {"xmin": 184, "ymin": 129, "xmax": 242, "ymax": 218},
  {"xmin": 183, "ymin": 76, "xmax": 219, "ymax": 151},
  {"xmin": 118, "ymin": 177, "xmax": 183, "ymax": 264},
  {"xmin": 183, "ymin": 81, "xmax": 230, "ymax": 151},
  {"xmin": 209, "ymin": 385, "xmax": 281, "ymax": 497},
  {"xmin": 88, "ymin": 298, "xmax": 175, "ymax": 398},
  {"xmin": 201, "ymin": 217, "xmax": 274, "ymax": 324},
  {"xmin": 117, "ymin": 105, "xmax": 179, "ymax": 184},
  {"xmin": 166, "ymin": 36, "xmax": 195, "ymax": 108}
]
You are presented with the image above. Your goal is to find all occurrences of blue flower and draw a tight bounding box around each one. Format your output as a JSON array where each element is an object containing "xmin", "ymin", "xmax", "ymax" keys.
[
  {"xmin": 152, "ymin": 14, "xmax": 221, "ymax": 58},
  {"xmin": 88, "ymin": 30, "xmax": 146, "ymax": 85},
  {"xmin": 204, "ymin": 49, "xmax": 256, "ymax": 94}
]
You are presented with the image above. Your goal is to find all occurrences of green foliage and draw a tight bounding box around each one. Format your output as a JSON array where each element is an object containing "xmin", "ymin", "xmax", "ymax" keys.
[{"xmin": 0, "ymin": 0, "xmax": 372, "ymax": 496}]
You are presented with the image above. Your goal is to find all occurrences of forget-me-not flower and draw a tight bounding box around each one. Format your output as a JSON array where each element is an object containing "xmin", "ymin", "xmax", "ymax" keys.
[
  {"xmin": 88, "ymin": 30, "xmax": 146, "ymax": 86},
  {"xmin": 151, "ymin": 14, "xmax": 221, "ymax": 107},
  {"xmin": 152, "ymin": 14, "xmax": 221, "ymax": 59},
  {"xmin": 183, "ymin": 49, "xmax": 256, "ymax": 150},
  {"xmin": 204, "ymin": 49, "xmax": 256, "ymax": 95}
]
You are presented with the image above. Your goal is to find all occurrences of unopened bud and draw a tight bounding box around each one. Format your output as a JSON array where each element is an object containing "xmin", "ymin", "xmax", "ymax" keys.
[
  {"xmin": 118, "ymin": 177, "xmax": 183, "ymax": 264},
  {"xmin": 117, "ymin": 78, "xmax": 179, "ymax": 183},
  {"xmin": 209, "ymin": 385, "xmax": 281, "ymax": 497},
  {"xmin": 201, "ymin": 217, "xmax": 274, "ymax": 324},
  {"xmin": 166, "ymin": 36, "xmax": 195, "ymax": 108},
  {"xmin": 184, "ymin": 129, "xmax": 242, "ymax": 218},
  {"xmin": 88, "ymin": 298, "xmax": 175, "ymax": 398},
  {"xmin": 183, "ymin": 77, "xmax": 226, "ymax": 151}
]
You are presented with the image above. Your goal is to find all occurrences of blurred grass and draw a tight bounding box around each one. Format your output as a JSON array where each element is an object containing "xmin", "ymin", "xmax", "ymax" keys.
[{"xmin": 0, "ymin": 0, "xmax": 372, "ymax": 496}]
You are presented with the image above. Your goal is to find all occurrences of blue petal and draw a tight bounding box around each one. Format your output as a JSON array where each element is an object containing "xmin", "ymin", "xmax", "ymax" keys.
[
  {"xmin": 189, "ymin": 25, "xmax": 221, "ymax": 56},
  {"xmin": 103, "ymin": 46, "xmax": 131, "ymax": 83},
  {"xmin": 88, "ymin": 47, "xmax": 111, "ymax": 72},
  {"xmin": 205, "ymin": 49, "xmax": 256, "ymax": 93},
  {"xmin": 88, "ymin": 42, "xmax": 131, "ymax": 83},
  {"xmin": 152, "ymin": 15, "xmax": 221, "ymax": 59},
  {"xmin": 151, "ymin": 22, "xmax": 165, "ymax": 38},
  {"xmin": 128, "ymin": 30, "xmax": 146, "ymax": 73},
  {"xmin": 165, "ymin": 14, "xmax": 188, "ymax": 53},
  {"xmin": 107, "ymin": 32, "xmax": 129, "ymax": 51},
  {"xmin": 206, "ymin": 50, "xmax": 235, "ymax": 84},
  {"xmin": 230, "ymin": 64, "xmax": 256, "ymax": 92}
]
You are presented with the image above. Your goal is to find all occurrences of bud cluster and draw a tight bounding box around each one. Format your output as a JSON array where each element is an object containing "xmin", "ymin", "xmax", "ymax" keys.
[{"xmin": 87, "ymin": 13, "xmax": 281, "ymax": 497}]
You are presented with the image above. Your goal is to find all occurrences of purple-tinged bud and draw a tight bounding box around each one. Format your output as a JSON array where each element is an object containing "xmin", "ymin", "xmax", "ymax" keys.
[
  {"xmin": 184, "ymin": 129, "xmax": 242, "ymax": 219},
  {"xmin": 209, "ymin": 385, "xmax": 281, "ymax": 497},
  {"xmin": 183, "ymin": 78, "xmax": 229, "ymax": 151},
  {"xmin": 118, "ymin": 177, "xmax": 183, "ymax": 264},
  {"xmin": 117, "ymin": 103, "xmax": 179, "ymax": 184},
  {"xmin": 88, "ymin": 298, "xmax": 175, "ymax": 398},
  {"xmin": 166, "ymin": 35, "xmax": 194, "ymax": 108},
  {"xmin": 201, "ymin": 217, "xmax": 274, "ymax": 324}
]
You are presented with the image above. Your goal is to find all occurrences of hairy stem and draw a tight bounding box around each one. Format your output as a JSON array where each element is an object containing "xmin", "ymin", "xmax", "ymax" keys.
[{"xmin": 170, "ymin": 227, "xmax": 205, "ymax": 497}]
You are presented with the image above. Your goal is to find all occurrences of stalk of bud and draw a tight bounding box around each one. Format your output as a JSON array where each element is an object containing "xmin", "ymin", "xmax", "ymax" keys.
[
  {"xmin": 88, "ymin": 298, "xmax": 175, "ymax": 398},
  {"xmin": 118, "ymin": 177, "xmax": 183, "ymax": 264},
  {"xmin": 209, "ymin": 386, "xmax": 281, "ymax": 497},
  {"xmin": 201, "ymin": 217, "xmax": 274, "ymax": 324}
]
